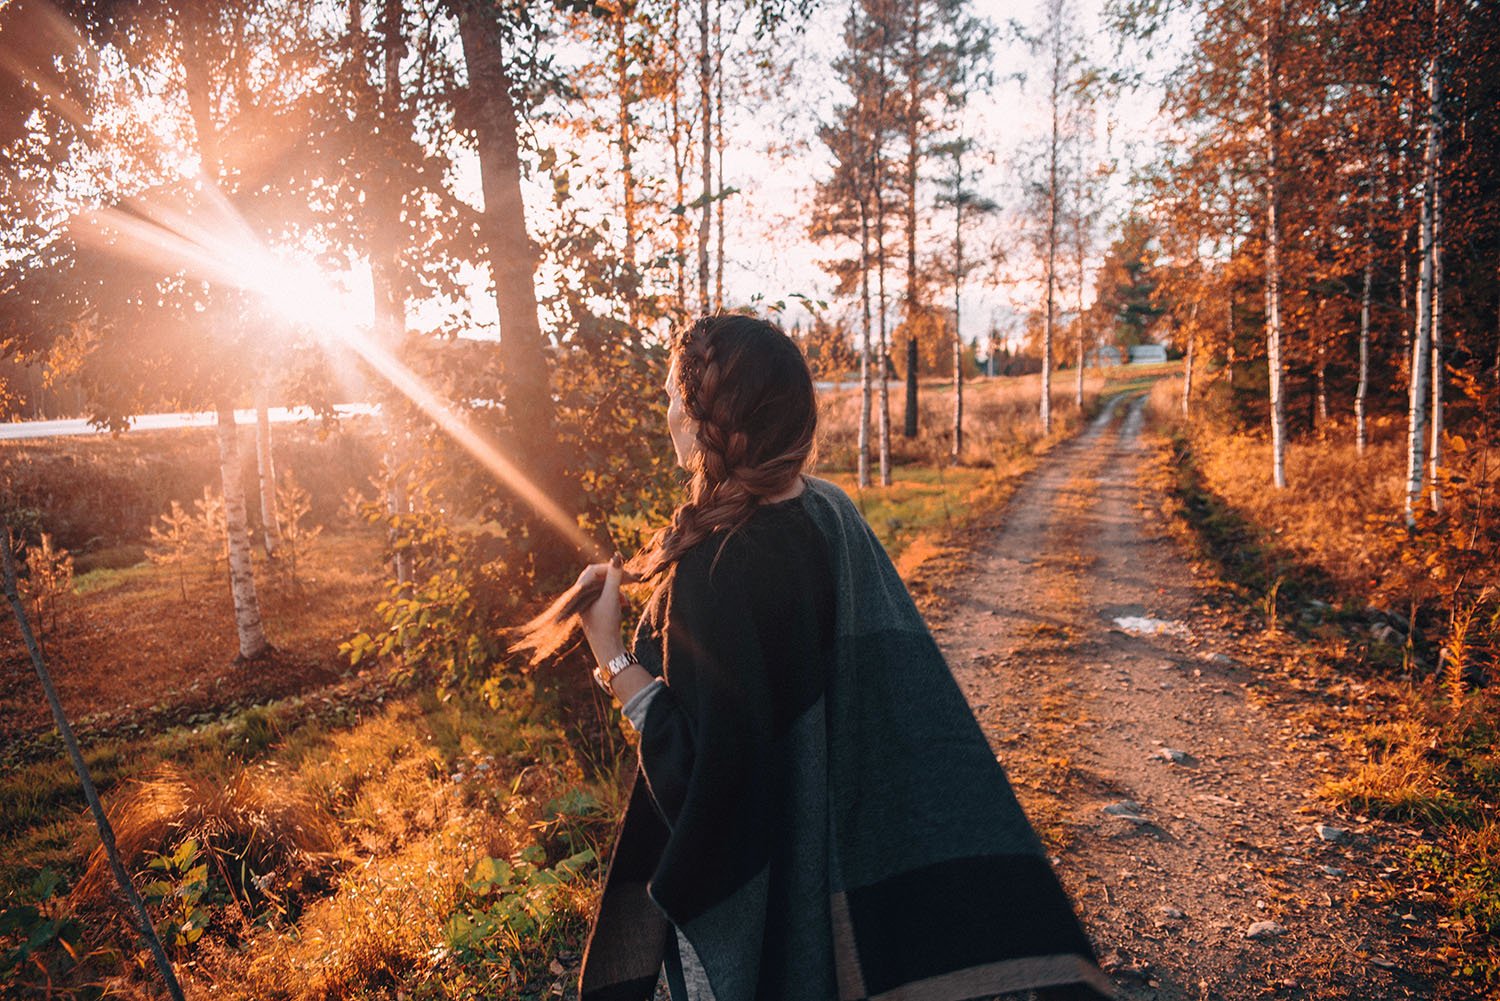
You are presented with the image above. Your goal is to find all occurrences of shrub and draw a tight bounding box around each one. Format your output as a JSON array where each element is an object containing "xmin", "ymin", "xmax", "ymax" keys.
[
  {"xmin": 21, "ymin": 531, "xmax": 73, "ymax": 634},
  {"xmin": 145, "ymin": 500, "xmax": 195, "ymax": 602},
  {"xmin": 72, "ymin": 763, "xmax": 342, "ymax": 934},
  {"xmin": 275, "ymin": 468, "xmax": 323, "ymax": 593}
]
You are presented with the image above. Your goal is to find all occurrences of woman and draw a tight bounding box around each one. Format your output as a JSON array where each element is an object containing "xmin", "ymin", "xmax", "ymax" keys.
[{"xmin": 521, "ymin": 315, "xmax": 1112, "ymax": 1001}]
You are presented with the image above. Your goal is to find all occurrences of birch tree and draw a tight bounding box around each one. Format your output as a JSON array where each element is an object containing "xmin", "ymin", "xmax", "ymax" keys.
[
  {"xmin": 1404, "ymin": 0, "xmax": 1443, "ymax": 522},
  {"xmin": 1026, "ymin": 0, "xmax": 1083, "ymax": 435},
  {"xmin": 813, "ymin": 0, "xmax": 901, "ymax": 489},
  {"xmin": 180, "ymin": 1, "xmax": 271, "ymax": 660}
]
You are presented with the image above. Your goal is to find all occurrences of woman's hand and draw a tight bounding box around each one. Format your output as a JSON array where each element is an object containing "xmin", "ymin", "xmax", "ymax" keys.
[
  {"xmin": 576, "ymin": 554, "xmax": 654, "ymax": 704},
  {"xmin": 577, "ymin": 553, "xmax": 627, "ymax": 667}
]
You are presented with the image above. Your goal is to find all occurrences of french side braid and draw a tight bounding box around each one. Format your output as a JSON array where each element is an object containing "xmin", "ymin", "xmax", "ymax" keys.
[{"xmin": 513, "ymin": 314, "xmax": 818, "ymax": 663}]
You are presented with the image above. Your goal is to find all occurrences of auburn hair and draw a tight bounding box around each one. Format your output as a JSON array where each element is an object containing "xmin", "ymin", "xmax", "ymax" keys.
[{"xmin": 513, "ymin": 314, "xmax": 818, "ymax": 663}]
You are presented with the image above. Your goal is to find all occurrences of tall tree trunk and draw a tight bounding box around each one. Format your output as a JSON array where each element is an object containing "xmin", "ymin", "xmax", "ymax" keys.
[
  {"xmin": 713, "ymin": 4, "xmax": 725, "ymax": 312},
  {"xmin": 1225, "ymin": 226, "xmax": 1237, "ymax": 389},
  {"xmin": 216, "ymin": 403, "xmax": 270, "ymax": 661},
  {"xmin": 1182, "ymin": 297, "xmax": 1199, "ymax": 417},
  {"xmin": 254, "ymin": 383, "xmax": 282, "ymax": 558},
  {"xmin": 697, "ymin": 0, "xmax": 712, "ymax": 312},
  {"xmin": 1261, "ymin": 3, "xmax": 1288, "ymax": 489},
  {"xmin": 878, "ymin": 249, "xmax": 891, "ymax": 486},
  {"xmin": 181, "ymin": 6, "xmax": 268, "ymax": 655},
  {"xmin": 1226, "ymin": 300, "xmax": 1236, "ymax": 388},
  {"xmin": 902, "ymin": 0, "xmax": 924, "ymax": 439},
  {"xmin": 1426, "ymin": 0, "xmax": 1444, "ymax": 513},
  {"xmin": 1041, "ymin": 9, "xmax": 1060, "ymax": 435},
  {"xmin": 1183, "ymin": 331, "xmax": 1194, "ymax": 417},
  {"xmin": 1073, "ymin": 141, "xmax": 1087, "ymax": 409},
  {"xmin": 952, "ymin": 185, "xmax": 963, "ymax": 459},
  {"xmin": 1074, "ymin": 285, "xmax": 1085, "ymax": 406},
  {"xmin": 1406, "ymin": 33, "xmax": 1439, "ymax": 524},
  {"xmin": 875, "ymin": 123, "xmax": 891, "ymax": 485},
  {"xmin": 616, "ymin": 3, "xmax": 637, "ymax": 328},
  {"xmin": 670, "ymin": 0, "xmax": 687, "ymax": 321},
  {"xmin": 365, "ymin": 0, "xmax": 413, "ymax": 589},
  {"xmin": 1357, "ymin": 195, "xmax": 1372, "ymax": 455},
  {"xmin": 1316, "ymin": 332, "xmax": 1328, "ymax": 434},
  {"xmin": 1399, "ymin": 201, "xmax": 1412, "ymax": 377},
  {"xmin": 455, "ymin": 5, "xmax": 568, "ymax": 517},
  {"xmin": 858, "ymin": 197, "xmax": 872, "ymax": 490}
]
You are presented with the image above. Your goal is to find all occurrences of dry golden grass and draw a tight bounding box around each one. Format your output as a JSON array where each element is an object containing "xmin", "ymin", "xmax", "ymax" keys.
[
  {"xmin": 814, "ymin": 372, "xmax": 1106, "ymax": 473},
  {"xmin": 1322, "ymin": 716, "xmax": 1471, "ymax": 826},
  {"xmin": 1150, "ymin": 376, "xmax": 1500, "ymax": 983},
  {"xmin": 72, "ymin": 762, "xmax": 342, "ymax": 909},
  {"xmin": 5, "ymin": 679, "xmax": 613, "ymax": 1000},
  {"xmin": 1152, "ymin": 375, "xmax": 1416, "ymax": 598}
]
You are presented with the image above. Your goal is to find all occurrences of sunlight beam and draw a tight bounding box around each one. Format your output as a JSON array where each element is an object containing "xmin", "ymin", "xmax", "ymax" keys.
[
  {"xmin": 10, "ymin": 0, "xmax": 602, "ymax": 563},
  {"xmin": 72, "ymin": 196, "xmax": 601, "ymax": 561}
]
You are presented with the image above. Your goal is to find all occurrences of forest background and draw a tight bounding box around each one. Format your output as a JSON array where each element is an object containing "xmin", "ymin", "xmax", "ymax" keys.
[{"xmin": 1, "ymin": 0, "xmax": 1499, "ymax": 995}]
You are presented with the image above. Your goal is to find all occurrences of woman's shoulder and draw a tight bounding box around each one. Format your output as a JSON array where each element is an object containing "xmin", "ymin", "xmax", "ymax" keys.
[{"xmin": 675, "ymin": 491, "xmax": 832, "ymax": 590}]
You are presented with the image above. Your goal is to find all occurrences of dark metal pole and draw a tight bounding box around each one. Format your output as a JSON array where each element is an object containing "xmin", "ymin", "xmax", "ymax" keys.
[{"xmin": 0, "ymin": 523, "xmax": 186, "ymax": 1001}]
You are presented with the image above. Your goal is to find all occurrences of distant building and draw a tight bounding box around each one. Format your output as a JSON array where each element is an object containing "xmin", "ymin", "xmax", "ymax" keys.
[
  {"xmin": 1087, "ymin": 345, "xmax": 1123, "ymax": 367},
  {"xmin": 1128, "ymin": 344, "xmax": 1168, "ymax": 365}
]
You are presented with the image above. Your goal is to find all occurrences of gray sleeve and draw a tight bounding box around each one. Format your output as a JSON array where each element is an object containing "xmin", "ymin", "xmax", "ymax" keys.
[{"xmin": 620, "ymin": 678, "xmax": 666, "ymax": 732}]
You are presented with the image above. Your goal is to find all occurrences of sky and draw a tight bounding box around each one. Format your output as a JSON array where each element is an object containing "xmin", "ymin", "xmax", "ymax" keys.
[{"xmin": 506, "ymin": 0, "xmax": 1182, "ymax": 353}]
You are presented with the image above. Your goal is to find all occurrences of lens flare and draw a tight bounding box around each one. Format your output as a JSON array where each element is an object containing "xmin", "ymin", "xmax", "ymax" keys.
[{"xmin": 6, "ymin": 1, "xmax": 603, "ymax": 561}]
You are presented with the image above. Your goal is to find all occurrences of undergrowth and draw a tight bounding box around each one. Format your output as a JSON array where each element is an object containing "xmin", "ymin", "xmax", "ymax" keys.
[
  {"xmin": 1147, "ymin": 372, "xmax": 1500, "ymax": 986},
  {"xmin": 1, "ymin": 683, "xmax": 621, "ymax": 1000}
]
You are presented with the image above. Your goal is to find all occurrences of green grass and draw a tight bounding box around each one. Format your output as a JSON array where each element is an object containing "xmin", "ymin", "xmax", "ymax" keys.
[{"xmin": 823, "ymin": 466, "xmax": 992, "ymax": 562}]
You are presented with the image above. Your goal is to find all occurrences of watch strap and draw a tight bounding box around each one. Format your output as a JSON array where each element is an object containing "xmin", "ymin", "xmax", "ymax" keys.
[{"xmin": 594, "ymin": 649, "xmax": 640, "ymax": 692}]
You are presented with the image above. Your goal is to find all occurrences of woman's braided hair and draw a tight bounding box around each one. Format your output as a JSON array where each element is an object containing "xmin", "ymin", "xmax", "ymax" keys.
[
  {"xmin": 628, "ymin": 314, "xmax": 818, "ymax": 581},
  {"xmin": 512, "ymin": 314, "xmax": 817, "ymax": 663}
]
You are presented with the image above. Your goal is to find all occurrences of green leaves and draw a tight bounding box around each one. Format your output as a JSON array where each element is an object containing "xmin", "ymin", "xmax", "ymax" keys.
[
  {"xmin": 442, "ymin": 849, "xmax": 598, "ymax": 968},
  {"xmin": 143, "ymin": 839, "xmax": 213, "ymax": 949}
]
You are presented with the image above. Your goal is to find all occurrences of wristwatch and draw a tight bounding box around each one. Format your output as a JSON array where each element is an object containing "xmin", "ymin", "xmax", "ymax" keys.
[{"xmin": 593, "ymin": 649, "xmax": 639, "ymax": 693}]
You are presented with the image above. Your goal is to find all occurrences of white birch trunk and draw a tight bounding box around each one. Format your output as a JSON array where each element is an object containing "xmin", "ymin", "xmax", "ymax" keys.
[
  {"xmin": 877, "ymin": 213, "xmax": 891, "ymax": 487},
  {"xmin": 953, "ymin": 201, "xmax": 964, "ymax": 460},
  {"xmin": 1073, "ymin": 142, "xmax": 1087, "ymax": 410},
  {"xmin": 858, "ymin": 199, "xmax": 873, "ymax": 490},
  {"xmin": 876, "ymin": 40, "xmax": 891, "ymax": 486},
  {"xmin": 254, "ymin": 383, "xmax": 282, "ymax": 558},
  {"xmin": 1041, "ymin": 16, "xmax": 1060, "ymax": 436},
  {"xmin": 1356, "ymin": 126, "xmax": 1375, "ymax": 455},
  {"xmin": 616, "ymin": 5, "xmax": 637, "ymax": 329},
  {"xmin": 713, "ymin": 5, "xmax": 725, "ymax": 313},
  {"xmin": 1183, "ymin": 323, "xmax": 1195, "ymax": 417},
  {"xmin": 1426, "ymin": 0, "xmax": 1445, "ymax": 514},
  {"xmin": 670, "ymin": 0, "xmax": 687, "ymax": 320},
  {"xmin": 215, "ymin": 403, "xmax": 270, "ymax": 661},
  {"xmin": 1262, "ymin": 5, "xmax": 1288, "ymax": 489},
  {"xmin": 1316, "ymin": 338, "xmax": 1328, "ymax": 432},
  {"xmin": 1405, "ymin": 53, "xmax": 1438, "ymax": 524},
  {"xmin": 1075, "ymin": 324, "xmax": 1085, "ymax": 407},
  {"xmin": 1357, "ymin": 226, "xmax": 1372, "ymax": 455},
  {"xmin": 697, "ymin": 0, "xmax": 711, "ymax": 312}
]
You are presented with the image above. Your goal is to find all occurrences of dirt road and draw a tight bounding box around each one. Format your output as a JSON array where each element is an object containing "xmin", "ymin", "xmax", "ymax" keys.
[{"xmin": 926, "ymin": 394, "xmax": 1459, "ymax": 1000}]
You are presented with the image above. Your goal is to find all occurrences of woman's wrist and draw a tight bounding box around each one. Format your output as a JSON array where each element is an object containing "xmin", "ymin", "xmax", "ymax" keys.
[{"xmin": 607, "ymin": 664, "xmax": 654, "ymax": 705}]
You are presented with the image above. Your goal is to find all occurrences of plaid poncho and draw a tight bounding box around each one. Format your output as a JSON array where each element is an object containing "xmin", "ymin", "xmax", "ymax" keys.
[{"xmin": 581, "ymin": 475, "xmax": 1114, "ymax": 1001}]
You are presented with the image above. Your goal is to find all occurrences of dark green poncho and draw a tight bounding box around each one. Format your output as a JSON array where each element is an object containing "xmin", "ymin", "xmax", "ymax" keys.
[{"xmin": 581, "ymin": 476, "xmax": 1113, "ymax": 1001}]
